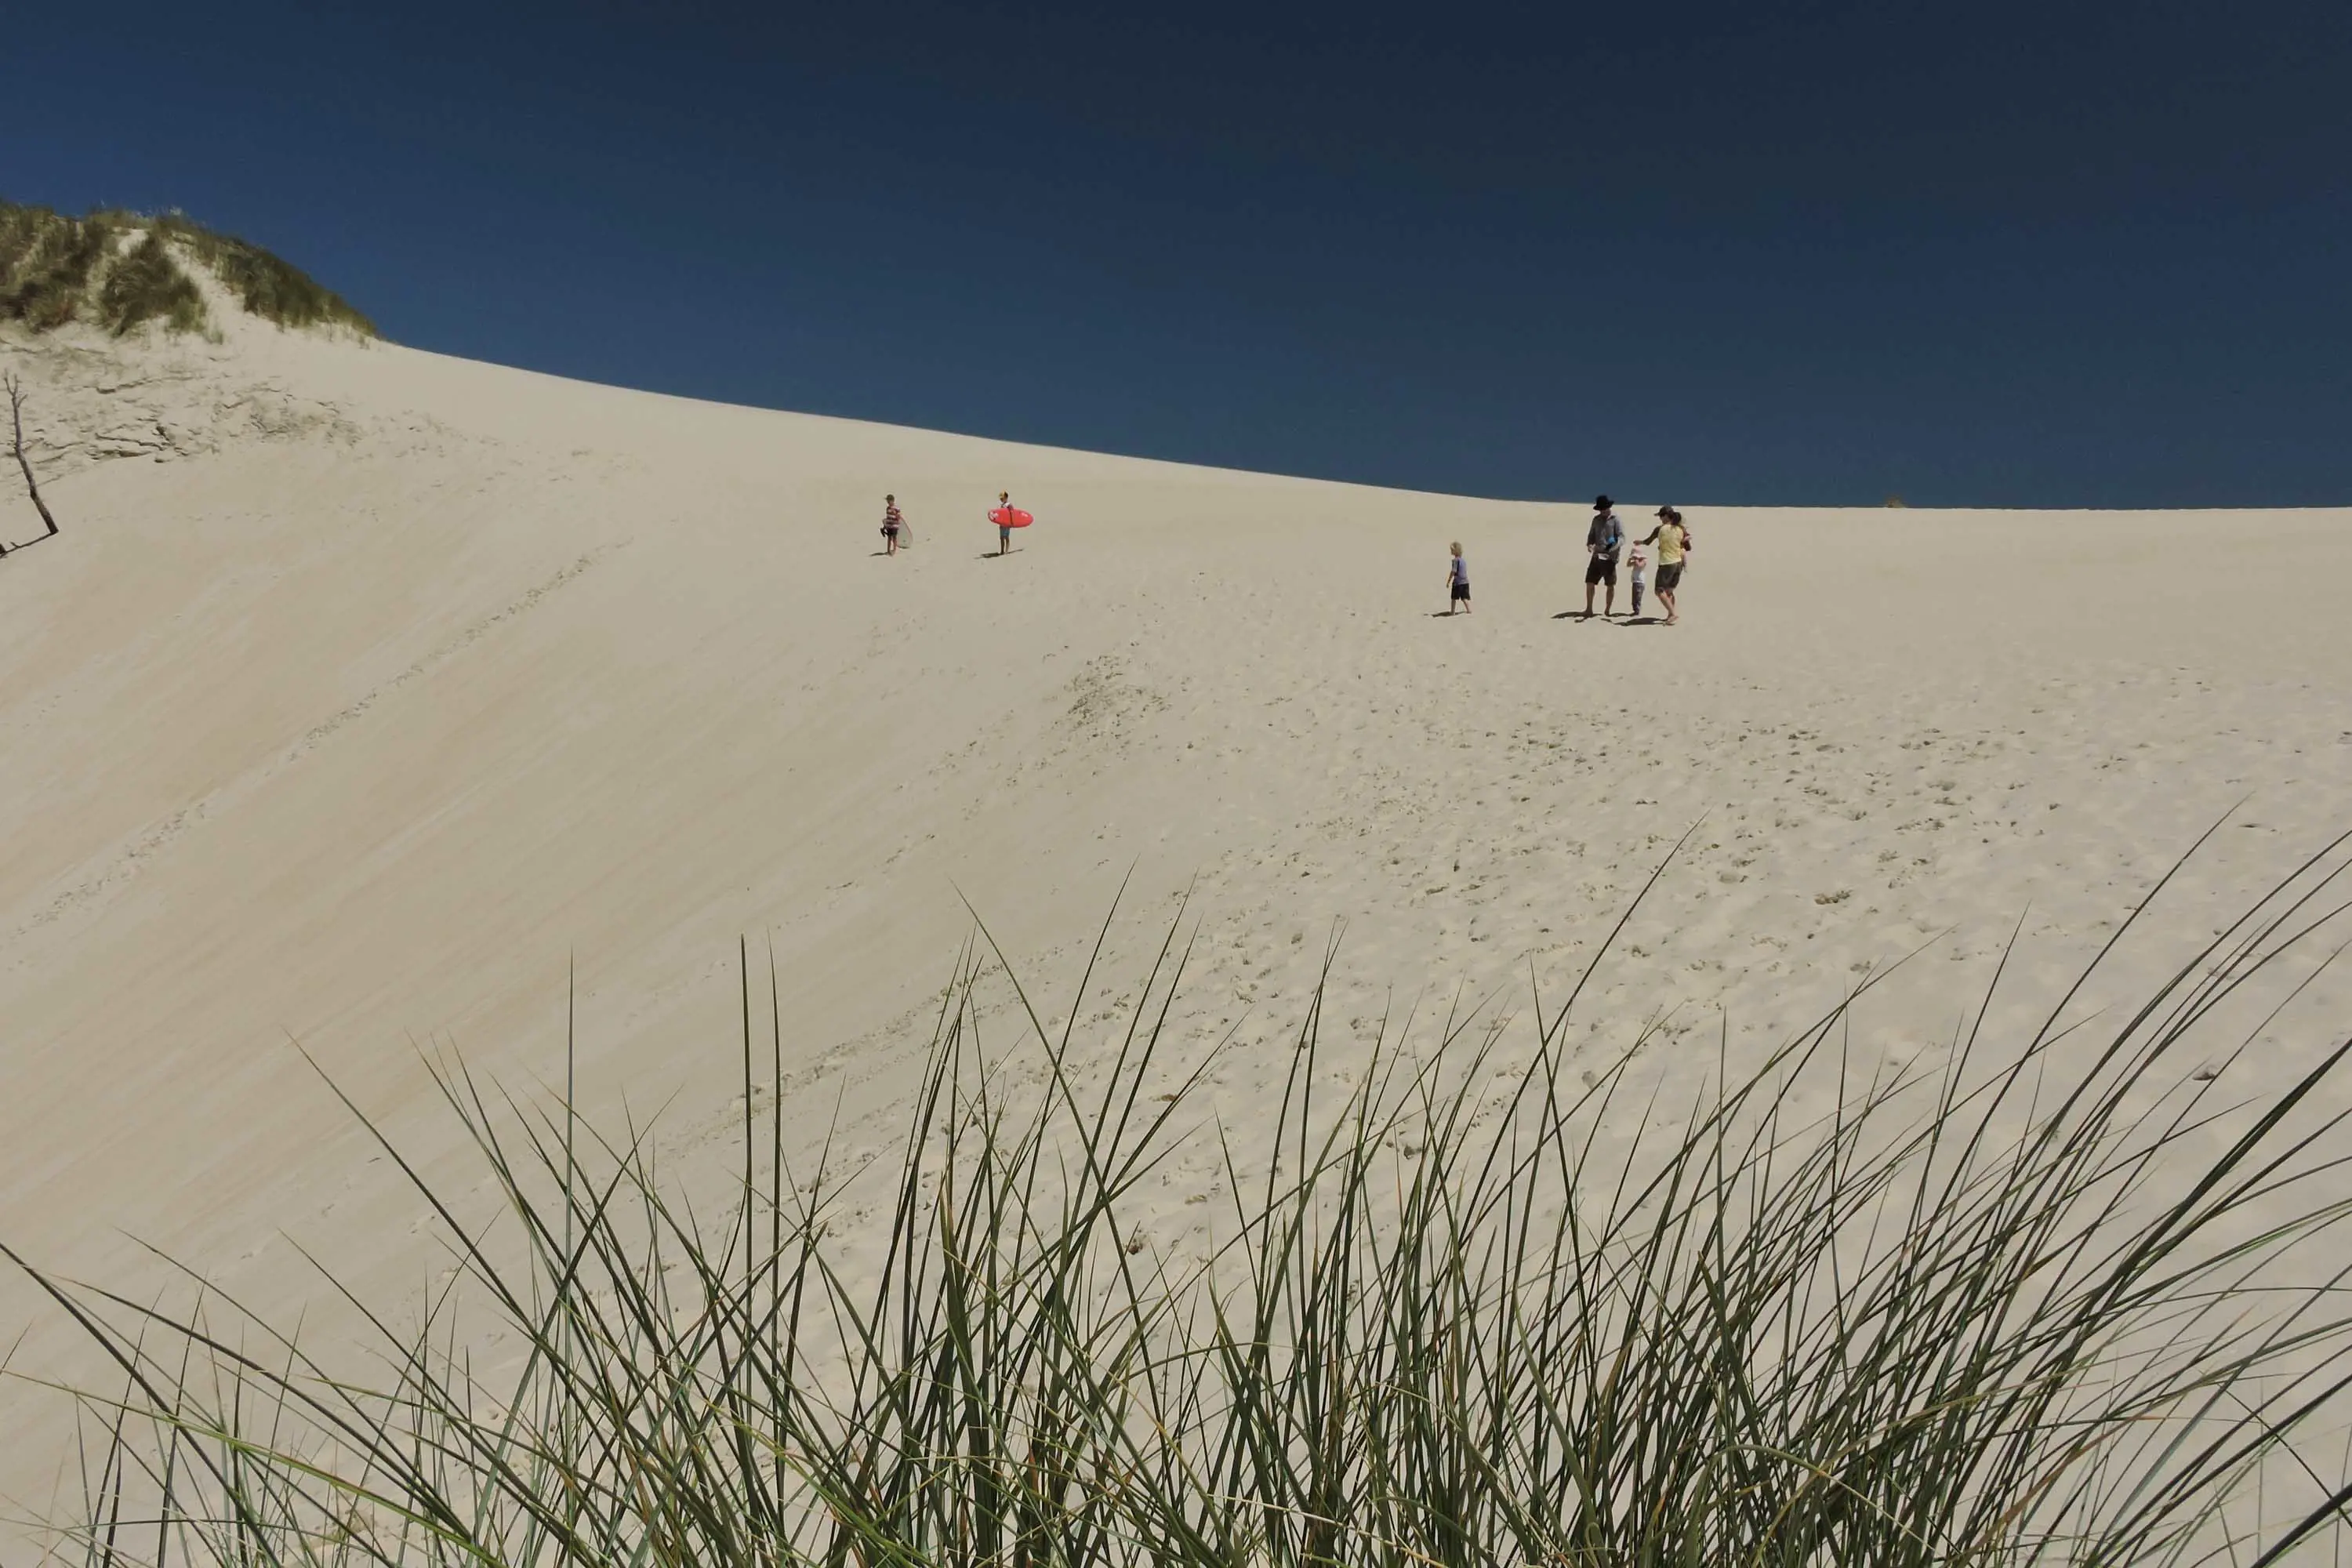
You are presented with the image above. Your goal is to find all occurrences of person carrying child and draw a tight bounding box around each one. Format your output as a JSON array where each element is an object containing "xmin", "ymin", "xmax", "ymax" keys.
[{"xmin": 1446, "ymin": 542, "xmax": 1472, "ymax": 613}]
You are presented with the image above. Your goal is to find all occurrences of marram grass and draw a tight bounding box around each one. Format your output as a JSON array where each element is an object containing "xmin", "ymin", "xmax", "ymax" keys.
[
  {"xmin": 11, "ymin": 832, "xmax": 2352, "ymax": 1566},
  {"xmin": 0, "ymin": 200, "xmax": 375, "ymax": 337}
]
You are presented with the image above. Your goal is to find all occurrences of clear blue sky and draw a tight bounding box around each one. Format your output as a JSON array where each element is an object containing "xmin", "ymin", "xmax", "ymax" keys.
[{"xmin": 8, "ymin": 0, "xmax": 2348, "ymax": 505}]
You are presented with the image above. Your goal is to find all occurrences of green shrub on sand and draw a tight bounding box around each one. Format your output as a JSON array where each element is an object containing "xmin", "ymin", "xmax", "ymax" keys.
[
  {"xmin": 97, "ymin": 231, "xmax": 209, "ymax": 337},
  {"xmin": 144, "ymin": 210, "xmax": 376, "ymax": 334},
  {"xmin": 13, "ymin": 833, "xmax": 2352, "ymax": 1566},
  {"xmin": 0, "ymin": 204, "xmax": 118, "ymax": 332},
  {"xmin": 0, "ymin": 199, "xmax": 375, "ymax": 337}
]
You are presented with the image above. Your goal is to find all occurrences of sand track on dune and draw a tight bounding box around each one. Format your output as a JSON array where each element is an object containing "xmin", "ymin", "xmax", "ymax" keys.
[{"xmin": 10, "ymin": 546, "xmax": 615, "ymax": 947}]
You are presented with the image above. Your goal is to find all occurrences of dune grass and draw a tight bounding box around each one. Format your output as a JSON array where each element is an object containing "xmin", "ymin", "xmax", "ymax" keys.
[
  {"xmin": 96, "ymin": 232, "xmax": 209, "ymax": 338},
  {"xmin": 12, "ymin": 833, "xmax": 2352, "ymax": 1566},
  {"xmin": 140, "ymin": 212, "xmax": 376, "ymax": 336},
  {"xmin": 0, "ymin": 201, "xmax": 375, "ymax": 338},
  {"xmin": 0, "ymin": 205, "xmax": 118, "ymax": 332}
]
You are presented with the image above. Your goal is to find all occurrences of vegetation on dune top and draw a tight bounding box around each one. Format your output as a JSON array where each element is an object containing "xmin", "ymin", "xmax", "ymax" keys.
[{"xmin": 0, "ymin": 199, "xmax": 376, "ymax": 339}]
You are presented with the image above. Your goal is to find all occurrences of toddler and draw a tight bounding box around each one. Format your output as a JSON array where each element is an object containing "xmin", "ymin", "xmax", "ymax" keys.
[
  {"xmin": 1446, "ymin": 542, "xmax": 1471, "ymax": 613},
  {"xmin": 1628, "ymin": 545, "xmax": 1649, "ymax": 616}
]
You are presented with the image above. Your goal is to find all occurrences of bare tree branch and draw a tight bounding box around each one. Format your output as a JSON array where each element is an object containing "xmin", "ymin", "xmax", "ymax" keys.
[{"xmin": 4, "ymin": 369, "xmax": 61, "ymax": 555}]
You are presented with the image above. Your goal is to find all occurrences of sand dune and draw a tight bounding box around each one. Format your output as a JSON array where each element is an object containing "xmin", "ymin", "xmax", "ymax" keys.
[{"xmin": 2, "ymin": 319, "xmax": 2349, "ymax": 1516}]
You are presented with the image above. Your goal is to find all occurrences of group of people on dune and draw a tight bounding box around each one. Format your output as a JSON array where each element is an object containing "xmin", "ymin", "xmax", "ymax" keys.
[
  {"xmin": 1446, "ymin": 494, "xmax": 1693, "ymax": 625},
  {"xmin": 875, "ymin": 488, "xmax": 1692, "ymax": 625}
]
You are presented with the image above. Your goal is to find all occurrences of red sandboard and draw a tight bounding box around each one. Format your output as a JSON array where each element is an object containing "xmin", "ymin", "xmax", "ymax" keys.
[{"xmin": 988, "ymin": 506, "xmax": 1034, "ymax": 528}]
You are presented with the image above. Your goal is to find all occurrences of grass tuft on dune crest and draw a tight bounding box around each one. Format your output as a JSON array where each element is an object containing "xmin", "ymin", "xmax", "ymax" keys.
[
  {"xmin": 0, "ymin": 200, "xmax": 375, "ymax": 338},
  {"xmin": 13, "ymin": 833, "xmax": 2352, "ymax": 1566}
]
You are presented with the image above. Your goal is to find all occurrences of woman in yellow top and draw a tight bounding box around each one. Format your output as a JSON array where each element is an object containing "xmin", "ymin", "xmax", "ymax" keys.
[{"xmin": 1637, "ymin": 506, "xmax": 1691, "ymax": 625}]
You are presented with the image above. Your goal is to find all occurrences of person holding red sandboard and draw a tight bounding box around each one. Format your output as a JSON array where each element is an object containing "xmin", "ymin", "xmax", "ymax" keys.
[{"xmin": 988, "ymin": 490, "xmax": 1034, "ymax": 556}]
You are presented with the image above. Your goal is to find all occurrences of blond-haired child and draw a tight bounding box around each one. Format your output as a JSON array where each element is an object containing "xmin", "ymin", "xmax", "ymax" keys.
[{"xmin": 1446, "ymin": 542, "xmax": 1471, "ymax": 614}]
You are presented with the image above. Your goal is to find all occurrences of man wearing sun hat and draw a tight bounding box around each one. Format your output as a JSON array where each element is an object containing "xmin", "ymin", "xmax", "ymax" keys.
[{"xmin": 1581, "ymin": 494, "xmax": 1624, "ymax": 619}]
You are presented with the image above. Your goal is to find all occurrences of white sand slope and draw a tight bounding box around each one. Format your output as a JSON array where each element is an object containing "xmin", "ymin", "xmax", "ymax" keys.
[{"xmin": 2, "ymin": 320, "xmax": 2349, "ymax": 1517}]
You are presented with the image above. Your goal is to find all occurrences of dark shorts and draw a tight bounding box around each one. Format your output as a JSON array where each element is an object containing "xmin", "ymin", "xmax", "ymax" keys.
[
  {"xmin": 1585, "ymin": 555, "xmax": 1618, "ymax": 586},
  {"xmin": 1450, "ymin": 581, "xmax": 1470, "ymax": 601},
  {"xmin": 1656, "ymin": 563, "xmax": 1684, "ymax": 592}
]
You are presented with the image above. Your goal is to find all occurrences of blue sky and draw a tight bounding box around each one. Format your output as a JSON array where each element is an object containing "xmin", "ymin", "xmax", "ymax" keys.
[{"xmin": 6, "ymin": 0, "xmax": 2348, "ymax": 505}]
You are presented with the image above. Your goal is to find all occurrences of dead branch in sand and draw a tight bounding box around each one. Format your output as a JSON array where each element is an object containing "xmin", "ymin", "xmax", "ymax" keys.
[{"xmin": 4, "ymin": 368, "xmax": 61, "ymax": 556}]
